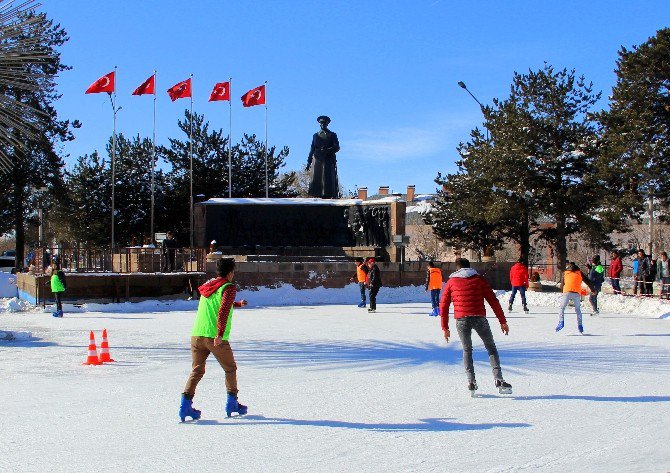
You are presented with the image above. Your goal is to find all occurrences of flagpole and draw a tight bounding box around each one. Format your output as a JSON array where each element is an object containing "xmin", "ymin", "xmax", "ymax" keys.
[
  {"xmin": 150, "ymin": 70, "xmax": 157, "ymax": 245},
  {"xmin": 228, "ymin": 77, "xmax": 232, "ymax": 198},
  {"xmin": 189, "ymin": 73, "xmax": 194, "ymax": 249},
  {"xmin": 111, "ymin": 65, "xmax": 118, "ymax": 253},
  {"xmin": 264, "ymin": 80, "xmax": 268, "ymax": 198}
]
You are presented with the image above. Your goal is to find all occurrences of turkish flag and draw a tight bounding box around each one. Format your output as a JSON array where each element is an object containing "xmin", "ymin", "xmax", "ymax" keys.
[
  {"xmin": 132, "ymin": 75, "xmax": 155, "ymax": 95},
  {"xmin": 167, "ymin": 78, "xmax": 192, "ymax": 101},
  {"xmin": 85, "ymin": 71, "xmax": 115, "ymax": 94},
  {"xmin": 241, "ymin": 85, "xmax": 265, "ymax": 107},
  {"xmin": 209, "ymin": 82, "xmax": 230, "ymax": 102}
]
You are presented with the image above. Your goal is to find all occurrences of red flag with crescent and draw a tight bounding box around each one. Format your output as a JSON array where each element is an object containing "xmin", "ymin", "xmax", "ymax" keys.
[
  {"xmin": 167, "ymin": 78, "xmax": 192, "ymax": 101},
  {"xmin": 241, "ymin": 85, "xmax": 265, "ymax": 107},
  {"xmin": 209, "ymin": 82, "xmax": 230, "ymax": 102},
  {"xmin": 85, "ymin": 71, "xmax": 115, "ymax": 94},
  {"xmin": 132, "ymin": 75, "xmax": 155, "ymax": 96}
]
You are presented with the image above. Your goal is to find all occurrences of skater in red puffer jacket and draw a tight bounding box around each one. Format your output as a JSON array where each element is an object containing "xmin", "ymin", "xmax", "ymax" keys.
[
  {"xmin": 439, "ymin": 258, "xmax": 511, "ymax": 397},
  {"xmin": 508, "ymin": 258, "xmax": 529, "ymax": 313}
]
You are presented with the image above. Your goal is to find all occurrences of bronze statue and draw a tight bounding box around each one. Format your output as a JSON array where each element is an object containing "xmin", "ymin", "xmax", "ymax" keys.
[{"xmin": 307, "ymin": 115, "xmax": 340, "ymax": 198}]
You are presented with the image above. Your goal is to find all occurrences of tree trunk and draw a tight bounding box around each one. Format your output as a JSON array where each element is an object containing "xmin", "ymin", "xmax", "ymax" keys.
[
  {"xmin": 519, "ymin": 208, "xmax": 531, "ymax": 265},
  {"xmin": 555, "ymin": 215, "xmax": 568, "ymax": 282},
  {"xmin": 12, "ymin": 163, "xmax": 26, "ymax": 270}
]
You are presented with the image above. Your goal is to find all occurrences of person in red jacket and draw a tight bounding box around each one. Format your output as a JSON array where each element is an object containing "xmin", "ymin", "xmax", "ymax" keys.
[
  {"xmin": 609, "ymin": 250, "xmax": 623, "ymax": 295},
  {"xmin": 508, "ymin": 258, "xmax": 529, "ymax": 313},
  {"xmin": 439, "ymin": 258, "xmax": 511, "ymax": 396}
]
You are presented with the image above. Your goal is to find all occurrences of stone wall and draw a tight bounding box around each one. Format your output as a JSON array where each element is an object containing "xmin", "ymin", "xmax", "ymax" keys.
[
  {"xmin": 17, "ymin": 272, "xmax": 206, "ymax": 305},
  {"xmin": 16, "ymin": 261, "xmax": 514, "ymax": 305},
  {"xmin": 229, "ymin": 260, "xmax": 513, "ymax": 291}
]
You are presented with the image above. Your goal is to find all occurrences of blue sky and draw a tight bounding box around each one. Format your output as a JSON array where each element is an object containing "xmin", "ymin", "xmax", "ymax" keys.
[{"xmin": 43, "ymin": 1, "xmax": 670, "ymax": 195}]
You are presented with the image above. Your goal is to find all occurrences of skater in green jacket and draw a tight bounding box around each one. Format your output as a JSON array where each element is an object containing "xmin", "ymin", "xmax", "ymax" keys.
[
  {"xmin": 179, "ymin": 258, "xmax": 248, "ymax": 422},
  {"xmin": 50, "ymin": 261, "xmax": 66, "ymax": 318}
]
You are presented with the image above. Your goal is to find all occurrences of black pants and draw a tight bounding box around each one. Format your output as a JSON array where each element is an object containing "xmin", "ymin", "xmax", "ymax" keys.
[
  {"xmin": 163, "ymin": 251, "xmax": 176, "ymax": 272},
  {"xmin": 369, "ymin": 286, "xmax": 380, "ymax": 310},
  {"xmin": 55, "ymin": 292, "xmax": 63, "ymax": 312}
]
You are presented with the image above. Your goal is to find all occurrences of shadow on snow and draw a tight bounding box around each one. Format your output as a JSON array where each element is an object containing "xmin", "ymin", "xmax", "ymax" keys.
[
  {"xmin": 478, "ymin": 394, "xmax": 670, "ymax": 403},
  {"xmin": 191, "ymin": 415, "xmax": 531, "ymax": 432}
]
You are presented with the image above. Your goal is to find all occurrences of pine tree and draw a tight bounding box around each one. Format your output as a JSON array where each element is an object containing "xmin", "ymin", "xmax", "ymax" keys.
[
  {"xmin": 509, "ymin": 65, "xmax": 606, "ymax": 272},
  {"xmin": 598, "ymin": 28, "xmax": 670, "ymax": 227},
  {"xmin": 160, "ymin": 111, "xmax": 296, "ymax": 238},
  {"xmin": 56, "ymin": 152, "xmax": 110, "ymax": 246},
  {"xmin": 0, "ymin": 12, "xmax": 75, "ymax": 267},
  {"xmin": 430, "ymin": 64, "xmax": 622, "ymax": 272}
]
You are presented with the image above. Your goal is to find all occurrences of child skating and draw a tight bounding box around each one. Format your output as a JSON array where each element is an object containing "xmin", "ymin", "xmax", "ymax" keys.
[
  {"xmin": 179, "ymin": 258, "xmax": 248, "ymax": 422},
  {"xmin": 49, "ymin": 260, "xmax": 66, "ymax": 318}
]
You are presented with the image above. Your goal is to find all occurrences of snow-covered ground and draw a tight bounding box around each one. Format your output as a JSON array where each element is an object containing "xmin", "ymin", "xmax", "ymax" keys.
[{"xmin": 1, "ymin": 288, "xmax": 669, "ymax": 472}]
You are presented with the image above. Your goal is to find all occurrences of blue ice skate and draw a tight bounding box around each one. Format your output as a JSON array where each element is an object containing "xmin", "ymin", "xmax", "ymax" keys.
[
  {"xmin": 555, "ymin": 320, "xmax": 564, "ymax": 332},
  {"xmin": 357, "ymin": 301, "xmax": 366, "ymax": 308},
  {"xmin": 226, "ymin": 393, "xmax": 248, "ymax": 417},
  {"xmin": 578, "ymin": 324, "xmax": 584, "ymax": 334},
  {"xmin": 179, "ymin": 394, "xmax": 201, "ymax": 422},
  {"xmin": 52, "ymin": 310, "xmax": 63, "ymax": 318},
  {"xmin": 429, "ymin": 307, "xmax": 439, "ymax": 317}
]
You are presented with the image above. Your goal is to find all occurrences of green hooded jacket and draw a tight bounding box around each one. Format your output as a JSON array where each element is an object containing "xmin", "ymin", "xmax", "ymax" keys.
[{"xmin": 191, "ymin": 282, "xmax": 234, "ymax": 339}]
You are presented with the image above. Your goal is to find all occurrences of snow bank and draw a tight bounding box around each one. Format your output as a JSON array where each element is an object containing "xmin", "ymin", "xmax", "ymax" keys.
[
  {"xmin": 31, "ymin": 283, "xmax": 428, "ymax": 314},
  {"xmin": 0, "ymin": 272, "xmax": 17, "ymax": 298},
  {"xmin": 0, "ymin": 297, "xmax": 33, "ymax": 313},
  {"xmin": 496, "ymin": 290, "xmax": 670, "ymax": 319},
  {"xmin": 7, "ymin": 283, "xmax": 670, "ymax": 319}
]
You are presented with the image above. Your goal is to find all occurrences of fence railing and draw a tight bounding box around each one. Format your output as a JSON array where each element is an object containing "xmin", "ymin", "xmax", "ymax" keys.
[{"xmin": 30, "ymin": 247, "xmax": 207, "ymax": 275}]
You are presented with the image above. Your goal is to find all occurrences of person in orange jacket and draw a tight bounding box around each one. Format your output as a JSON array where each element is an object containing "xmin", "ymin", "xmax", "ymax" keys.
[
  {"xmin": 425, "ymin": 261, "xmax": 443, "ymax": 316},
  {"xmin": 508, "ymin": 258, "xmax": 529, "ymax": 313},
  {"xmin": 351, "ymin": 257, "xmax": 369, "ymax": 308},
  {"xmin": 557, "ymin": 261, "xmax": 593, "ymax": 334}
]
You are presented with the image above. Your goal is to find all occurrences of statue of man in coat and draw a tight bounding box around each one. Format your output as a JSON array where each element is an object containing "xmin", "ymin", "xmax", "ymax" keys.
[{"xmin": 307, "ymin": 115, "xmax": 340, "ymax": 198}]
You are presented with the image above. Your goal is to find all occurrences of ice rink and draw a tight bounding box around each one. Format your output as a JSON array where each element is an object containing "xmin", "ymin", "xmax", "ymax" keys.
[{"xmin": 1, "ymin": 290, "xmax": 669, "ymax": 472}]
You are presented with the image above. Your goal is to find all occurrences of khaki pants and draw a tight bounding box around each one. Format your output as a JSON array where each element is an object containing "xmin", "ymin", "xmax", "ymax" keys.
[{"xmin": 184, "ymin": 336, "xmax": 238, "ymax": 397}]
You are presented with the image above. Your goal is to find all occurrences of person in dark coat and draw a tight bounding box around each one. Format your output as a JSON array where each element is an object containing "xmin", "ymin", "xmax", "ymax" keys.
[
  {"xmin": 162, "ymin": 231, "xmax": 178, "ymax": 272},
  {"xmin": 637, "ymin": 249, "xmax": 652, "ymax": 295},
  {"xmin": 366, "ymin": 257, "xmax": 382, "ymax": 313},
  {"xmin": 307, "ymin": 115, "xmax": 340, "ymax": 199}
]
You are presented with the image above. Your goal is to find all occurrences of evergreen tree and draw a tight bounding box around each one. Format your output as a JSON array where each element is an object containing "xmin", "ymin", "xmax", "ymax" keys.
[
  {"xmin": 112, "ymin": 134, "xmax": 167, "ymax": 245},
  {"xmin": 160, "ymin": 110, "xmax": 295, "ymax": 238},
  {"xmin": 598, "ymin": 28, "xmax": 670, "ymax": 226},
  {"xmin": 430, "ymin": 65, "xmax": 622, "ymax": 272},
  {"xmin": 56, "ymin": 152, "xmax": 110, "ymax": 246},
  {"xmin": 0, "ymin": 12, "xmax": 75, "ymax": 267},
  {"xmin": 509, "ymin": 65, "xmax": 605, "ymax": 272},
  {"xmin": 58, "ymin": 135, "xmax": 168, "ymax": 247}
]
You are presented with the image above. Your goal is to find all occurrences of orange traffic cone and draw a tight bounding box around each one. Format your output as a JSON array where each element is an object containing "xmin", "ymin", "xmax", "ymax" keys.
[
  {"xmin": 99, "ymin": 329, "xmax": 115, "ymax": 363},
  {"xmin": 82, "ymin": 330, "xmax": 102, "ymax": 366}
]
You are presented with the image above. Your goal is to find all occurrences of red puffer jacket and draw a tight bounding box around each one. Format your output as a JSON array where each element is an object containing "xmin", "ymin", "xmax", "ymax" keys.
[
  {"xmin": 609, "ymin": 257, "xmax": 622, "ymax": 278},
  {"xmin": 509, "ymin": 263, "xmax": 529, "ymax": 287},
  {"xmin": 439, "ymin": 268, "xmax": 506, "ymax": 331}
]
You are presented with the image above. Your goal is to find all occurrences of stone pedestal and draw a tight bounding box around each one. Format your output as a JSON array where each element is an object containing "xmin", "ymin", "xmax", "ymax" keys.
[{"xmin": 194, "ymin": 198, "xmax": 407, "ymax": 262}]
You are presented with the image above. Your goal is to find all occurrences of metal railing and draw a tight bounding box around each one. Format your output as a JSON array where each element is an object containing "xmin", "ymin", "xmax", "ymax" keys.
[{"xmin": 30, "ymin": 246, "xmax": 207, "ymax": 275}]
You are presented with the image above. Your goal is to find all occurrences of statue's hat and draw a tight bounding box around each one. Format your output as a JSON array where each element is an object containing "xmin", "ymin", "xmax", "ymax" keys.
[{"xmin": 317, "ymin": 115, "xmax": 331, "ymax": 124}]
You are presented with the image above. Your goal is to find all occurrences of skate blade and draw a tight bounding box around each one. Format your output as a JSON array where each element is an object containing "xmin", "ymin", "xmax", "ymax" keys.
[
  {"xmin": 498, "ymin": 388, "xmax": 512, "ymax": 395},
  {"xmin": 470, "ymin": 391, "xmax": 478, "ymax": 398}
]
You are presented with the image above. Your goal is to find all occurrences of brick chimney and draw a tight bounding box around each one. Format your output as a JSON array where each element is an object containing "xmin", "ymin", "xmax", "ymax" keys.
[
  {"xmin": 378, "ymin": 186, "xmax": 389, "ymax": 196},
  {"xmin": 357, "ymin": 187, "xmax": 368, "ymax": 200},
  {"xmin": 406, "ymin": 185, "xmax": 415, "ymax": 202}
]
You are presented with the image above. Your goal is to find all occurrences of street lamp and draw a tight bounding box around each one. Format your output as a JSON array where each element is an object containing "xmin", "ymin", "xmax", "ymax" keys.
[{"xmin": 457, "ymin": 81, "xmax": 489, "ymax": 141}]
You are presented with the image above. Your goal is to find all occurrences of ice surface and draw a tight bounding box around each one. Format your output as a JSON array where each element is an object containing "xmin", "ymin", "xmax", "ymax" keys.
[{"xmin": 0, "ymin": 287, "xmax": 668, "ymax": 472}]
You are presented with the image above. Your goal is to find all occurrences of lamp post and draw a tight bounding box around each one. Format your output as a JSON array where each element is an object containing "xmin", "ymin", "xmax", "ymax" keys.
[{"xmin": 457, "ymin": 81, "xmax": 489, "ymax": 141}]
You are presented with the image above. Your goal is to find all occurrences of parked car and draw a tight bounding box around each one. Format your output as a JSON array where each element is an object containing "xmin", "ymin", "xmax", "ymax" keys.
[{"xmin": 0, "ymin": 250, "xmax": 16, "ymax": 270}]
